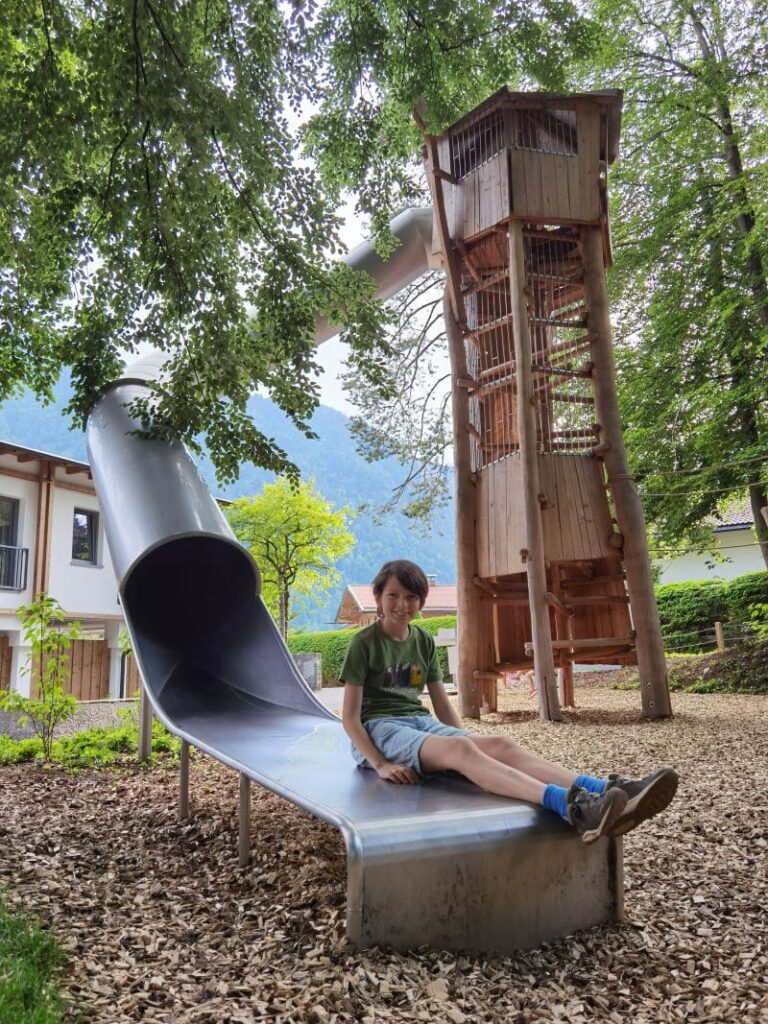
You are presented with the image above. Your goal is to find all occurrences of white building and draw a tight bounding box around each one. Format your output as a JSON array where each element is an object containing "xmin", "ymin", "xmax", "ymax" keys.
[
  {"xmin": 0, "ymin": 441, "xmax": 127, "ymax": 699},
  {"xmin": 653, "ymin": 501, "xmax": 766, "ymax": 584}
]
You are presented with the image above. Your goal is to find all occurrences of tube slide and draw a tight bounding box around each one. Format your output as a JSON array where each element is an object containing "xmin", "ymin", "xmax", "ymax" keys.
[{"xmin": 83, "ymin": 209, "xmax": 620, "ymax": 953}]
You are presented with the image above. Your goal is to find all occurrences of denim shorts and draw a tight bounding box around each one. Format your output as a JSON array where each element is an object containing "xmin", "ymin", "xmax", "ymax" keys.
[{"xmin": 351, "ymin": 715, "xmax": 469, "ymax": 775}]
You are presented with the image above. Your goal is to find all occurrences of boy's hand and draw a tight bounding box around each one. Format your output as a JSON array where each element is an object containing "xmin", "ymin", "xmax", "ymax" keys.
[{"xmin": 376, "ymin": 761, "xmax": 419, "ymax": 784}]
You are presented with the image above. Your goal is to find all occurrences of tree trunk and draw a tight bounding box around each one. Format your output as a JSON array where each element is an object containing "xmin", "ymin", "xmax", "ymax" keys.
[
  {"xmin": 279, "ymin": 589, "xmax": 289, "ymax": 640},
  {"xmin": 688, "ymin": 5, "xmax": 768, "ymax": 327},
  {"xmin": 582, "ymin": 226, "xmax": 672, "ymax": 719}
]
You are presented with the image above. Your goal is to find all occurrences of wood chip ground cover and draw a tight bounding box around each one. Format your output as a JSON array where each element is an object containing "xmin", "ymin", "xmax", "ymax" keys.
[{"xmin": 0, "ymin": 687, "xmax": 766, "ymax": 1023}]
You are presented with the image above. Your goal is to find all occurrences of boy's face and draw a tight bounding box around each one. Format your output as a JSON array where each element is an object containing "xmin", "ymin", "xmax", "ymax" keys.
[{"xmin": 378, "ymin": 574, "xmax": 424, "ymax": 628}]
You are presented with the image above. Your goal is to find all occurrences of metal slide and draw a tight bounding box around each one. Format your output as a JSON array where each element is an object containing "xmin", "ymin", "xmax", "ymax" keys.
[{"xmin": 85, "ymin": 210, "xmax": 621, "ymax": 954}]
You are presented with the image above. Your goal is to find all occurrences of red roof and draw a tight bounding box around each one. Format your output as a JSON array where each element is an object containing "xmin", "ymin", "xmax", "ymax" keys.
[{"xmin": 343, "ymin": 584, "xmax": 457, "ymax": 614}]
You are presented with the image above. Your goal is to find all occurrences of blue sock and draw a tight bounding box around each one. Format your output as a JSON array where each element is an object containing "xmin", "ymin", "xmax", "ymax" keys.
[
  {"xmin": 574, "ymin": 774, "xmax": 607, "ymax": 794},
  {"xmin": 542, "ymin": 784, "xmax": 570, "ymax": 819}
]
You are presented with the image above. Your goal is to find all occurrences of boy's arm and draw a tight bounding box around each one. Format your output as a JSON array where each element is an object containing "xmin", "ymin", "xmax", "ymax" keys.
[
  {"xmin": 426, "ymin": 680, "xmax": 463, "ymax": 728},
  {"xmin": 341, "ymin": 683, "xmax": 418, "ymax": 784}
]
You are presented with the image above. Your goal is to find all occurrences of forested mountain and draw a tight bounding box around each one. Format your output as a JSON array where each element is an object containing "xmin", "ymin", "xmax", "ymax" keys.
[{"xmin": 0, "ymin": 378, "xmax": 456, "ymax": 630}]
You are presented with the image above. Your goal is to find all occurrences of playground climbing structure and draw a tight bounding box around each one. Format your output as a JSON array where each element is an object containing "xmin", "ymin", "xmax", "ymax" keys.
[{"xmin": 419, "ymin": 89, "xmax": 671, "ymax": 721}]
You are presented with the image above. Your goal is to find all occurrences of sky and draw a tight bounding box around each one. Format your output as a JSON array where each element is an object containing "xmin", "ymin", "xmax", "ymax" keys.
[
  {"xmin": 315, "ymin": 336, "xmax": 356, "ymax": 415},
  {"xmin": 313, "ymin": 196, "xmax": 378, "ymax": 416}
]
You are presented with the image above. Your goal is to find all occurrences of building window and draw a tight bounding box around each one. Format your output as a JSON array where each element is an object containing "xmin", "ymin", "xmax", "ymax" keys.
[
  {"xmin": 0, "ymin": 496, "xmax": 27, "ymax": 590},
  {"xmin": 72, "ymin": 509, "xmax": 99, "ymax": 565},
  {"xmin": 0, "ymin": 496, "xmax": 19, "ymax": 547}
]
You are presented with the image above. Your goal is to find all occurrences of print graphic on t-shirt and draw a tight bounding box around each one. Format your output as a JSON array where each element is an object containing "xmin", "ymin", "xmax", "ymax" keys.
[{"xmin": 383, "ymin": 663, "xmax": 423, "ymax": 689}]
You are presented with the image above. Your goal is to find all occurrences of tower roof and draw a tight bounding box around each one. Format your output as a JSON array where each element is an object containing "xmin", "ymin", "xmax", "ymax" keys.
[{"xmin": 434, "ymin": 87, "xmax": 624, "ymax": 164}]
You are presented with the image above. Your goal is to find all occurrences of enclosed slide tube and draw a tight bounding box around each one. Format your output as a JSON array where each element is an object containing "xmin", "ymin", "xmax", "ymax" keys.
[{"xmin": 85, "ymin": 208, "xmax": 621, "ymax": 954}]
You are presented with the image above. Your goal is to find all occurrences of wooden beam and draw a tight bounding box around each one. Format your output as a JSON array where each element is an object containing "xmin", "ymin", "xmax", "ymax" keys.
[
  {"xmin": 419, "ymin": 127, "xmax": 467, "ymax": 326},
  {"xmin": 32, "ymin": 462, "xmax": 54, "ymax": 596},
  {"xmin": 559, "ymin": 574, "xmax": 626, "ymax": 587},
  {"xmin": 525, "ymin": 636, "xmax": 636, "ymax": 652},
  {"xmin": 509, "ymin": 220, "xmax": 561, "ymax": 722},
  {"xmin": 53, "ymin": 479, "xmax": 96, "ymax": 495},
  {"xmin": 445, "ymin": 293, "xmax": 483, "ymax": 719}
]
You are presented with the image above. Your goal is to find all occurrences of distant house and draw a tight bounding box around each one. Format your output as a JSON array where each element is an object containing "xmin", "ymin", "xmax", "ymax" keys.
[
  {"xmin": 335, "ymin": 580, "xmax": 457, "ymax": 628},
  {"xmin": 654, "ymin": 500, "xmax": 766, "ymax": 584},
  {"xmin": 0, "ymin": 441, "xmax": 130, "ymax": 700}
]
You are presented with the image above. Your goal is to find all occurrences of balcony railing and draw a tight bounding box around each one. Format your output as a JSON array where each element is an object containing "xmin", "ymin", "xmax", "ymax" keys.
[{"xmin": 0, "ymin": 545, "xmax": 29, "ymax": 591}]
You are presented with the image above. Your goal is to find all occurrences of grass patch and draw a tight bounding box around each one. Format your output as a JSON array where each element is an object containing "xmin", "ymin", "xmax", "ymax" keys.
[
  {"xmin": 0, "ymin": 896, "xmax": 67, "ymax": 1024},
  {"xmin": 608, "ymin": 639, "xmax": 768, "ymax": 695}
]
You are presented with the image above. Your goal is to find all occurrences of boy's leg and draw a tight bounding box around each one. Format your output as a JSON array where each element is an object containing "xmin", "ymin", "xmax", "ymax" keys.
[
  {"xmin": 468, "ymin": 735, "xmax": 577, "ymax": 788},
  {"xmin": 419, "ymin": 734, "xmax": 549, "ymax": 803},
  {"xmin": 419, "ymin": 734, "xmax": 627, "ymax": 843}
]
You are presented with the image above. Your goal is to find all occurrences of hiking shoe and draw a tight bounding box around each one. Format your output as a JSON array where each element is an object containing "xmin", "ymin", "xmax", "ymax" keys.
[
  {"xmin": 566, "ymin": 785, "xmax": 628, "ymax": 844},
  {"xmin": 606, "ymin": 768, "xmax": 679, "ymax": 837}
]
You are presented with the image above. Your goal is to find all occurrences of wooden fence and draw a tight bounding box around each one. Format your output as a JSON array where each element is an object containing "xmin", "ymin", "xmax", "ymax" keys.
[
  {"xmin": 0, "ymin": 635, "xmax": 147, "ymax": 700},
  {"xmin": 122, "ymin": 654, "xmax": 142, "ymax": 699},
  {"xmin": 20, "ymin": 639, "xmax": 111, "ymax": 701}
]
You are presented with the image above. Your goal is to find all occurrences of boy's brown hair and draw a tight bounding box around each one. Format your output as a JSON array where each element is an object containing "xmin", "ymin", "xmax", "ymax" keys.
[{"xmin": 371, "ymin": 560, "xmax": 430, "ymax": 608}]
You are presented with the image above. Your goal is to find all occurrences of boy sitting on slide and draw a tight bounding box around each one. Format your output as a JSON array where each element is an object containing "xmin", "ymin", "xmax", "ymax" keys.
[{"xmin": 341, "ymin": 559, "xmax": 677, "ymax": 843}]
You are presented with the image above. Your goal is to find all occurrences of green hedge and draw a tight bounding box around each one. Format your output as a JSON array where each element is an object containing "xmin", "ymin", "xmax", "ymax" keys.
[
  {"xmin": 288, "ymin": 571, "xmax": 768, "ymax": 673},
  {"xmin": 287, "ymin": 614, "xmax": 458, "ymax": 685},
  {"xmin": 655, "ymin": 571, "xmax": 768, "ymax": 652},
  {"xmin": 287, "ymin": 628, "xmax": 361, "ymax": 685},
  {"xmin": 719, "ymin": 571, "xmax": 768, "ymax": 624},
  {"xmin": 654, "ymin": 579, "xmax": 729, "ymax": 650}
]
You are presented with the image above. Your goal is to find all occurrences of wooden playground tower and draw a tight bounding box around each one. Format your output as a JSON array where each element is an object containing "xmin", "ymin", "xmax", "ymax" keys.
[{"xmin": 419, "ymin": 88, "xmax": 672, "ymax": 721}]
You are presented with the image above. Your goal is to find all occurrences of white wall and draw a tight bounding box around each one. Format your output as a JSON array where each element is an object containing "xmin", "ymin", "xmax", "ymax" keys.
[
  {"xmin": 47, "ymin": 486, "xmax": 120, "ymax": 616},
  {"xmin": 654, "ymin": 527, "xmax": 765, "ymax": 585}
]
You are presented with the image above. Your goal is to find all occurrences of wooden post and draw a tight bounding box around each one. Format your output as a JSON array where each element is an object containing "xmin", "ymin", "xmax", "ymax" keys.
[
  {"xmin": 508, "ymin": 221, "xmax": 561, "ymax": 722},
  {"xmin": 761, "ymin": 506, "xmax": 768, "ymax": 529},
  {"xmin": 33, "ymin": 461, "xmax": 54, "ymax": 595},
  {"xmin": 179, "ymin": 740, "xmax": 190, "ymax": 820},
  {"xmin": 558, "ymin": 663, "xmax": 575, "ymax": 708},
  {"xmin": 238, "ymin": 774, "xmax": 251, "ymax": 868},
  {"xmin": 444, "ymin": 290, "xmax": 482, "ymax": 719},
  {"xmin": 714, "ymin": 621, "xmax": 725, "ymax": 652},
  {"xmin": 581, "ymin": 226, "xmax": 672, "ymax": 719},
  {"xmin": 137, "ymin": 681, "xmax": 153, "ymax": 762}
]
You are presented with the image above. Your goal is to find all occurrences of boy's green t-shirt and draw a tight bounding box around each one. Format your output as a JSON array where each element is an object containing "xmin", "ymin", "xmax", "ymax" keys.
[{"xmin": 339, "ymin": 622, "xmax": 442, "ymax": 722}]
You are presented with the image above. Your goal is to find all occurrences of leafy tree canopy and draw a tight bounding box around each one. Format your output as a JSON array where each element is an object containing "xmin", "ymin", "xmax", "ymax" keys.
[
  {"xmin": 225, "ymin": 476, "xmax": 355, "ymax": 636},
  {"xmin": 0, "ymin": 0, "xmax": 594, "ymax": 484},
  {"xmin": 347, "ymin": 0, "xmax": 768, "ymax": 565},
  {"xmin": 585, "ymin": 0, "xmax": 768, "ymax": 563}
]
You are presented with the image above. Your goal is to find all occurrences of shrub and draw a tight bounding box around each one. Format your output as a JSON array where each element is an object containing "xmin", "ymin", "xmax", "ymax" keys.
[
  {"xmin": 723, "ymin": 571, "xmax": 768, "ymax": 624},
  {"xmin": 0, "ymin": 595, "xmax": 78, "ymax": 758},
  {"xmin": 288, "ymin": 615, "xmax": 460, "ymax": 684},
  {"xmin": 412, "ymin": 615, "xmax": 457, "ymax": 677},
  {"xmin": 0, "ymin": 735, "xmax": 43, "ymax": 765},
  {"xmin": 0, "ymin": 715, "xmax": 180, "ymax": 769},
  {"xmin": 654, "ymin": 578, "xmax": 729, "ymax": 651},
  {"xmin": 652, "ymin": 572, "xmax": 768, "ymax": 653},
  {"xmin": 287, "ymin": 628, "xmax": 361, "ymax": 684}
]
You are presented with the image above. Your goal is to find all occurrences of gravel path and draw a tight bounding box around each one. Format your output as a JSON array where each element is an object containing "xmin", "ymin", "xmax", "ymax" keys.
[{"xmin": 0, "ymin": 687, "xmax": 766, "ymax": 1023}]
